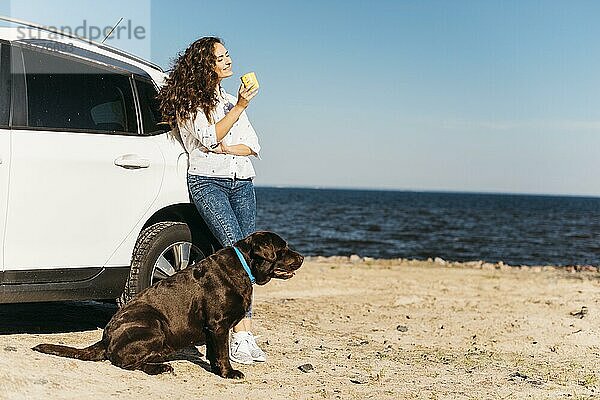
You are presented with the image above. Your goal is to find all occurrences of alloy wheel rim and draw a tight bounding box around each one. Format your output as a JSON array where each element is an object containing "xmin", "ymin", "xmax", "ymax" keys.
[{"xmin": 150, "ymin": 241, "xmax": 204, "ymax": 285}]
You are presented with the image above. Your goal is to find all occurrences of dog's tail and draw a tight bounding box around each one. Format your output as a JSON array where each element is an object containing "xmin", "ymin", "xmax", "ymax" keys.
[{"xmin": 32, "ymin": 340, "xmax": 107, "ymax": 361}]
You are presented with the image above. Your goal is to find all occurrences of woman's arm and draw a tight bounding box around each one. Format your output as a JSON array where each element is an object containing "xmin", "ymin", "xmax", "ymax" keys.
[
  {"xmin": 178, "ymin": 86, "xmax": 258, "ymax": 149},
  {"xmin": 214, "ymin": 84, "xmax": 258, "ymax": 142},
  {"xmin": 212, "ymin": 143, "xmax": 257, "ymax": 157},
  {"xmin": 214, "ymin": 105, "xmax": 244, "ymax": 142}
]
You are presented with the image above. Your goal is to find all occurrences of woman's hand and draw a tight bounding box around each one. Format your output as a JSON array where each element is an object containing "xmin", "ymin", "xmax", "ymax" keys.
[
  {"xmin": 235, "ymin": 83, "xmax": 259, "ymax": 109},
  {"xmin": 210, "ymin": 143, "xmax": 227, "ymax": 154},
  {"xmin": 211, "ymin": 142, "xmax": 254, "ymax": 156}
]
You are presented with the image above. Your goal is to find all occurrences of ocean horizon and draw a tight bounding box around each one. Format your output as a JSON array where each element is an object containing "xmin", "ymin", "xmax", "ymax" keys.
[{"xmin": 255, "ymin": 185, "xmax": 600, "ymax": 200}]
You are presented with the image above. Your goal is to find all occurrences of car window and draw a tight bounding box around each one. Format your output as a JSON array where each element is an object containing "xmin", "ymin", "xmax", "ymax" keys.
[
  {"xmin": 21, "ymin": 47, "xmax": 137, "ymax": 134},
  {"xmin": 0, "ymin": 43, "xmax": 10, "ymax": 127},
  {"xmin": 135, "ymin": 77, "xmax": 169, "ymax": 136}
]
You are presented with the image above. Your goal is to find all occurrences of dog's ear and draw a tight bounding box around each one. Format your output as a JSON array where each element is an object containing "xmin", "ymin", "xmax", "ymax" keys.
[{"xmin": 251, "ymin": 232, "xmax": 277, "ymax": 262}]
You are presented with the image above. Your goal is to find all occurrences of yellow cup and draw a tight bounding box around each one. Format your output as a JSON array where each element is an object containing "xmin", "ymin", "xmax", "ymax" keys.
[{"xmin": 241, "ymin": 72, "xmax": 259, "ymax": 90}]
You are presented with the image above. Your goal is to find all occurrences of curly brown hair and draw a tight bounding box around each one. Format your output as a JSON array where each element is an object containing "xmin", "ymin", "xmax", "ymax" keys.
[{"xmin": 158, "ymin": 37, "xmax": 223, "ymax": 132}]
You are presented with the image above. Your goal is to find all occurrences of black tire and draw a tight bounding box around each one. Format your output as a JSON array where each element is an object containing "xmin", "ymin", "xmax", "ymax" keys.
[{"xmin": 117, "ymin": 221, "xmax": 209, "ymax": 307}]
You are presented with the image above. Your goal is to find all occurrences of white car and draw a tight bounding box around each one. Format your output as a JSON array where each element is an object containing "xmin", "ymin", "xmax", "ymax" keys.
[{"xmin": 0, "ymin": 20, "xmax": 217, "ymax": 304}]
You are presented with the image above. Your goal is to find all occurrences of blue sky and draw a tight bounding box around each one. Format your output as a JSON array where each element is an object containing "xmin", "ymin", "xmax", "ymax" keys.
[{"xmin": 2, "ymin": 0, "xmax": 600, "ymax": 196}]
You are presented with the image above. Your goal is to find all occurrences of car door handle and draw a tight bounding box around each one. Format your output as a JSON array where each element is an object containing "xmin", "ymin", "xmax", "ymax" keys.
[{"xmin": 114, "ymin": 154, "xmax": 151, "ymax": 169}]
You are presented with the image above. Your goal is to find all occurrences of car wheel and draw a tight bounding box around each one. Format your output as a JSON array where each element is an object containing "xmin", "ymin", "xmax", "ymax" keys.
[{"xmin": 117, "ymin": 221, "xmax": 209, "ymax": 307}]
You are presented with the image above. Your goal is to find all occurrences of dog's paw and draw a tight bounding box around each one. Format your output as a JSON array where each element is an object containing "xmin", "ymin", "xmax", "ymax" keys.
[
  {"xmin": 140, "ymin": 363, "xmax": 174, "ymax": 375},
  {"xmin": 164, "ymin": 364, "xmax": 175, "ymax": 374},
  {"xmin": 224, "ymin": 369, "xmax": 245, "ymax": 380}
]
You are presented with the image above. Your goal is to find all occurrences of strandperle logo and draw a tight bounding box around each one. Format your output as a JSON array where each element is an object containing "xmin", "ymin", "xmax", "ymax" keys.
[{"xmin": 16, "ymin": 19, "xmax": 147, "ymax": 42}]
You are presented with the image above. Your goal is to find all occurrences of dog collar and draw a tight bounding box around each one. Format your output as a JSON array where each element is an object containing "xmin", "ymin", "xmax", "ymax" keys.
[{"xmin": 233, "ymin": 246, "xmax": 256, "ymax": 285}]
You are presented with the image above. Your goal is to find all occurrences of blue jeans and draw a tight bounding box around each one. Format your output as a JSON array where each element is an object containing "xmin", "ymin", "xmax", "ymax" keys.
[{"xmin": 187, "ymin": 174, "xmax": 257, "ymax": 317}]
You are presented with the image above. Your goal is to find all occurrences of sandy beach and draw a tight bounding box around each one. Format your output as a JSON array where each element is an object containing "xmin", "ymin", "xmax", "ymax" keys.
[{"xmin": 0, "ymin": 258, "xmax": 598, "ymax": 399}]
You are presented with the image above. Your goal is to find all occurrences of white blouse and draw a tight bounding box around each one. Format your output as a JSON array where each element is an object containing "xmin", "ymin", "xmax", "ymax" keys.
[{"xmin": 177, "ymin": 87, "xmax": 261, "ymax": 179}]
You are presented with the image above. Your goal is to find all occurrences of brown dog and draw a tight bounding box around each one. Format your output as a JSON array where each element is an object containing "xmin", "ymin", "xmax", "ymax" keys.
[{"xmin": 33, "ymin": 231, "xmax": 303, "ymax": 379}]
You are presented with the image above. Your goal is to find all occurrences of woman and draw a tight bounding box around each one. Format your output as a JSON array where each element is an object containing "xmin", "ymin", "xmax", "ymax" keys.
[{"xmin": 158, "ymin": 37, "xmax": 264, "ymax": 365}]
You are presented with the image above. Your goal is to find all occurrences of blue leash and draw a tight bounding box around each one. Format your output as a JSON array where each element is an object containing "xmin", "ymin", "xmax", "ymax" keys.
[{"xmin": 233, "ymin": 246, "xmax": 255, "ymax": 284}]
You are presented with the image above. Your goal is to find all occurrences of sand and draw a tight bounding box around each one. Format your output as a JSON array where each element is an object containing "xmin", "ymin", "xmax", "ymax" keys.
[{"xmin": 0, "ymin": 258, "xmax": 599, "ymax": 399}]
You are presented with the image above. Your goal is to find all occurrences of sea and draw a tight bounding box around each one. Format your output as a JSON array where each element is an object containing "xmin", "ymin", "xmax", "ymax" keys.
[{"xmin": 255, "ymin": 187, "xmax": 600, "ymax": 266}]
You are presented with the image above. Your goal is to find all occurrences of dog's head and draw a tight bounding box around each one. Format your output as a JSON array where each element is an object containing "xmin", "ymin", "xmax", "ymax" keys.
[{"xmin": 237, "ymin": 231, "xmax": 304, "ymax": 285}]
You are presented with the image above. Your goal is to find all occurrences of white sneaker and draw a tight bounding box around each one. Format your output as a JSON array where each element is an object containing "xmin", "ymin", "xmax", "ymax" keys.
[
  {"xmin": 247, "ymin": 332, "xmax": 267, "ymax": 362},
  {"xmin": 229, "ymin": 332, "xmax": 253, "ymax": 365}
]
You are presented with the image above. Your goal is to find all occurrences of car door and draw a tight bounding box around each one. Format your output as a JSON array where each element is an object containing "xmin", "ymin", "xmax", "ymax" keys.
[
  {"xmin": 0, "ymin": 41, "xmax": 11, "ymax": 278},
  {"xmin": 3, "ymin": 44, "xmax": 164, "ymax": 277}
]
